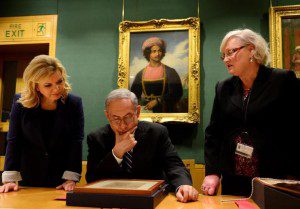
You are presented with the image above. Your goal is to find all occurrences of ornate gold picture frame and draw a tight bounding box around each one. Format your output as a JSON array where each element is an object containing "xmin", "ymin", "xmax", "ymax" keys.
[
  {"xmin": 118, "ymin": 17, "xmax": 200, "ymax": 123},
  {"xmin": 270, "ymin": 5, "xmax": 300, "ymax": 78}
]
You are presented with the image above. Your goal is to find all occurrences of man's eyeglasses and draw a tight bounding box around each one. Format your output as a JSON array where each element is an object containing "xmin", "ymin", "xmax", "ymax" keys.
[
  {"xmin": 110, "ymin": 113, "xmax": 135, "ymax": 126},
  {"xmin": 220, "ymin": 46, "xmax": 246, "ymax": 61}
]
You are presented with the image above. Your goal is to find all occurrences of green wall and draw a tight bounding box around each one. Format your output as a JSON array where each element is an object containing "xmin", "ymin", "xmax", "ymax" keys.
[{"xmin": 0, "ymin": 0, "xmax": 299, "ymax": 162}]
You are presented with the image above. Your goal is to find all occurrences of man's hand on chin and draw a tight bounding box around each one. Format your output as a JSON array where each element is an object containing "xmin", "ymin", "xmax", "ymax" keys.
[
  {"xmin": 176, "ymin": 185, "xmax": 199, "ymax": 203},
  {"xmin": 113, "ymin": 126, "xmax": 137, "ymax": 158}
]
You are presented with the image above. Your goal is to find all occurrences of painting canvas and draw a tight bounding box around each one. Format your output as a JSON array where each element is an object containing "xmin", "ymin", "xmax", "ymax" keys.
[
  {"xmin": 282, "ymin": 17, "xmax": 300, "ymax": 73},
  {"xmin": 129, "ymin": 31, "xmax": 189, "ymax": 114}
]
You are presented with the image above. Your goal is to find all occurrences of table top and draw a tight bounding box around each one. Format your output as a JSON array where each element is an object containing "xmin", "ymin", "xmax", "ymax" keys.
[{"xmin": 0, "ymin": 187, "xmax": 259, "ymax": 209}]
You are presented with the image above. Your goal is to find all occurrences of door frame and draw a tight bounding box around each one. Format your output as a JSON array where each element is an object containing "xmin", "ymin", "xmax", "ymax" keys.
[{"xmin": 0, "ymin": 15, "xmax": 57, "ymax": 163}]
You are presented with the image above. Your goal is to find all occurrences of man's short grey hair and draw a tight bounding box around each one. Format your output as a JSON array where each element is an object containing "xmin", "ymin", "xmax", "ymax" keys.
[
  {"xmin": 220, "ymin": 28, "xmax": 270, "ymax": 65},
  {"xmin": 105, "ymin": 88, "xmax": 138, "ymax": 110}
]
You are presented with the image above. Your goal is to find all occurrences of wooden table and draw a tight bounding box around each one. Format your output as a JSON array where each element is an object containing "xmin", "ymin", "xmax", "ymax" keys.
[{"xmin": 0, "ymin": 187, "xmax": 259, "ymax": 209}]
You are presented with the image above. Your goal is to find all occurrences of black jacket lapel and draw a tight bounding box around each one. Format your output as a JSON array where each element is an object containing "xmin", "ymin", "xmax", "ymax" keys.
[
  {"xmin": 229, "ymin": 77, "xmax": 243, "ymax": 109},
  {"xmin": 131, "ymin": 122, "xmax": 146, "ymax": 166},
  {"xmin": 30, "ymin": 108, "xmax": 47, "ymax": 152},
  {"xmin": 249, "ymin": 65, "xmax": 272, "ymax": 103},
  {"xmin": 229, "ymin": 66, "xmax": 272, "ymax": 109},
  {"xmin": 48, "ymin": 101, "xmax": 66, "ymax": 150}
]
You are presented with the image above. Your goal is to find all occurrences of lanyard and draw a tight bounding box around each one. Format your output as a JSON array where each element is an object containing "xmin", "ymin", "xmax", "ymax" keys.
[
  {"xmin": 243, "ymin": 89, "xmax": 251, "ymax": 125},
  {"xmin": 241, "ymin": 89, "xmax": 252, "ymax": 143}
]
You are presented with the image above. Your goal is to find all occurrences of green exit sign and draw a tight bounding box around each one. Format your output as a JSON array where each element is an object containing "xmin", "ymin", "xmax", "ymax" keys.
[{"xmin": 5, "ymin": 30, "xmax": 25, "ymax": 38}]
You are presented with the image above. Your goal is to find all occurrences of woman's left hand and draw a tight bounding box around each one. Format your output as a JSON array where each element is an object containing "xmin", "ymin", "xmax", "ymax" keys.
[
  {"xmin": 56, "ymin": 180, "xmax": 76, "ymax": 191},
  {"xmin": 201, "ymin": 175, "xmax": 220, "ymax": 196}
]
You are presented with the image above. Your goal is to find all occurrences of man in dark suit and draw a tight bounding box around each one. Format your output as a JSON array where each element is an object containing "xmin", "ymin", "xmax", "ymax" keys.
[{"xmin": 86, "ymin": 88, "xmax": 198, "ymax": 203}]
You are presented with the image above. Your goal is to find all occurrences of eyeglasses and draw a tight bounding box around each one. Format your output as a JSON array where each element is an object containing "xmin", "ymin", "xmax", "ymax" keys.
[
  {"xmin": 109, "ymin": 113, "xmax": 135, "ymax": 126},
  {"xmin": 220, "ymin": 46, "xmax": 246, "ymax": 61}
]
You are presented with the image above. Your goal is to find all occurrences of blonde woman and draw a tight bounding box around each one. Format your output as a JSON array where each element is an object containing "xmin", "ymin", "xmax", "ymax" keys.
[{"xmin": 0, "ymin": 55, "xmax": 84, "ymax": 193}]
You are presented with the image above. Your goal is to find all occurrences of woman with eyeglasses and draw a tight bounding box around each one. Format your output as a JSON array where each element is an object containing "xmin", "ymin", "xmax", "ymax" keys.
[
  {"xmin": 0, "ymin": 55, "xmax": 84, "ymax": 193},
  {"xmin": 201, "ymin": 29, "xmax": 300, "ymax": 196}
]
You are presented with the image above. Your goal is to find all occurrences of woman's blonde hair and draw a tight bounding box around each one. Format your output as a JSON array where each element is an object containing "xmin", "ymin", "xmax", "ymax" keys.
[
  {"xmin": 19, "ymin": 55, "xmax": 71, "ymax": 108},
  {"xmin": 220, "ymin": 28, "xmax": 270, "ymax": 65}
]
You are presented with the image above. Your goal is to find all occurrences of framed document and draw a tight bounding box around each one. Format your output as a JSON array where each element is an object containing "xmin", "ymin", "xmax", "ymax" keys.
[
  {"xmin": 66, "ymin": 179, "xmax": 169, "ymax": 209},
  {"xmin": 251, "ymin": 178, "xmax": 300, "ymax": 209},
  {"xmin": 255, "ymin": 178, "xmax": 300, "ymax": 197},
  {"xmin": 74, "ymin": 179, "xmax": 165, "ymax": 195}
]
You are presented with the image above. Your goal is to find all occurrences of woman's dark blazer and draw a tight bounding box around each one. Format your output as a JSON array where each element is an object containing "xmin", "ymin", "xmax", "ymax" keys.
[
  {"xmin": 205, "ymin": 65, "xmax": 300, "ymax": 179},
  {"xmin": 4, "ymin": 94, "xmax": 84, "ymax": 187}
]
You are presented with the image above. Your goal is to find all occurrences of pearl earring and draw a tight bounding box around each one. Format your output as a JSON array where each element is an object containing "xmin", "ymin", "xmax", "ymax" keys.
[{"xmin": 250, "ymin": 57, "xmax": 254, "ymax": 62}]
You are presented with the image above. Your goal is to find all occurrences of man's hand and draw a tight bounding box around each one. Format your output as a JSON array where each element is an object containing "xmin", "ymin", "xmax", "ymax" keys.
[
  {"xmin": 201, "ymin": 175, "xmax": 220, "ymax": 196},
  {"xmin": 144, "ymin": 99, "xmax": 158, "ymax": 110},
  {"xmin": 113, "ymin": 126, "xmax": 137, "ymax": 158},
  {"xmin": 56, "ymin": 180, "xmax": 76, "ymax": 191},
  {"xmin": 176, "ymin": 185, "xmax": 199, "ymax": 203},
  {"xmin": 0, "ymin": 182, "xmax": 19, "ymax": 193}
]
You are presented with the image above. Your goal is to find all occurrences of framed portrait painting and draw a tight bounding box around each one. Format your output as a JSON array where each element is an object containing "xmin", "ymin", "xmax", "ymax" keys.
[
  {"xmin": 118, "ymin": 17, "xmax": 200, "ymax": 123},
  {"xmin": 270, "ymin": 5, "xmax": 300, "ymax": 78}
]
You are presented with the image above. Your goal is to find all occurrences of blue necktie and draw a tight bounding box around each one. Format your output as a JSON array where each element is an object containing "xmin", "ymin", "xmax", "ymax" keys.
[{"xmin": 122, "ymin": 151, "xmax": 133, "ymax": 173}]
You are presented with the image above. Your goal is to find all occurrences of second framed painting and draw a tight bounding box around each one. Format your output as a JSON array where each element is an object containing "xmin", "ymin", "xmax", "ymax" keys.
[
  {"xmin": 118, "ymin": 17, "xmax": 200, "ymax": 123},
  {"xmin": 270, "ymin": 5, "xmax": 300, "ymax": 78}
]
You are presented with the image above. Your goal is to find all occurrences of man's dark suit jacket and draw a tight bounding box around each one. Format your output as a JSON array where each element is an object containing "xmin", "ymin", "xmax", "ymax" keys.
[
  {"xmin": 86, "ymin": 121, "xmax": 192, "ymax": 190},
  {"xmin": 205, "ymin": 65, "xmax": 300, "ymax": 179},
  {"xmin": 4, "ymin": 94, "xmax": 84, "ymax": 187}
]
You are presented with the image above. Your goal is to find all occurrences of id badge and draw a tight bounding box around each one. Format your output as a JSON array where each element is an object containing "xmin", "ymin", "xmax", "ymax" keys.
[{"xmin": 235, "ymin": 143, "xmax": 254, "ymax": 159}]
